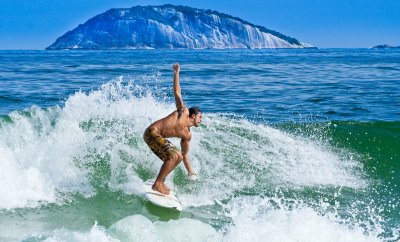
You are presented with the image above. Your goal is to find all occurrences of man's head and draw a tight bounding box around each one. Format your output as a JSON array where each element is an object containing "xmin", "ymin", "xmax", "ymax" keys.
[{"xmin": 189, "ymin": 106, "xmax": 202, "ymax": 127}]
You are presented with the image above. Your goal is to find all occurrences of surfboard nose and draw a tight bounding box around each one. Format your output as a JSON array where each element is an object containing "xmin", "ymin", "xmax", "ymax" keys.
[{"xmin": 143, "ymin": 181, "xmax": 183, "ymax": 211}]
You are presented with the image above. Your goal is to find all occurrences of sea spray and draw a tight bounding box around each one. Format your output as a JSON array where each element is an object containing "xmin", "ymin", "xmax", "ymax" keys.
[
  {"xmin": 221, "ymin": 196, "xmax": 382, "ymax": 242},
  {"xmin": 25, "ymin": 222, "xmax": 117, "ymax": 242}
]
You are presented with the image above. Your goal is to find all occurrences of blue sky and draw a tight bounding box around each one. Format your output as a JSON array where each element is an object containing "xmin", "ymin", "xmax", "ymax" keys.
[{"xmin": 0, "ymin": 0, "xmax": 399, "ymax": 49}]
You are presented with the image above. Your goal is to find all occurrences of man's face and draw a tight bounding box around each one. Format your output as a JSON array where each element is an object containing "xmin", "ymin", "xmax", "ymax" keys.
[{"xmin": 193, "ymin": 112, "xmax": 203, "ymax": 127}]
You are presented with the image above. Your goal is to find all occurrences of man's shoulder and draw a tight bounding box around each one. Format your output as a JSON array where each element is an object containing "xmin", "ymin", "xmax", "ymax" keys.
[{"xmin": 176, "ymin": 107, "xmax": 189, "ymax": 115}]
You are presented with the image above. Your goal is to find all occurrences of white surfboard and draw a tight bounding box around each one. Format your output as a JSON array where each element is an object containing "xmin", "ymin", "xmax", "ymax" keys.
[{"xmin": 143, "ymin": 181, "xmax": 182, "ymax": 212}]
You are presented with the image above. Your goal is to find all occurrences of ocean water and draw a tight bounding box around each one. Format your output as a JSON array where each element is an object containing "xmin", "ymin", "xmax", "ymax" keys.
[{"xmin": 0, "ymin": 49, "xmax": 399, "ymax": 241}]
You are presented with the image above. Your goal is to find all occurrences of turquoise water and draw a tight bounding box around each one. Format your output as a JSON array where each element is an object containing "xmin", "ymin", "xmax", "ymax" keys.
[{"xmin": 0, "ymin": 49, "xmax": 399, "ymax": 241}]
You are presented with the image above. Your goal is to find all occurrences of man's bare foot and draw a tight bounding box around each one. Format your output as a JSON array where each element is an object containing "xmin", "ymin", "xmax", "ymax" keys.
[
  {"xmin": 163, "ymin": 182, "xmax": 171, "ymax": 192},
  {"xmin": 152, "ymin": 182, "xmax": 169, "ymax": 195}
]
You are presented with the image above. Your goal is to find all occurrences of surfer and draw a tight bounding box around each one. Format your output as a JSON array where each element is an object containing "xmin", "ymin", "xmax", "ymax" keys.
[{"xmin": 143, "ymin": 63, "xmax": 202, "ymax": 195}]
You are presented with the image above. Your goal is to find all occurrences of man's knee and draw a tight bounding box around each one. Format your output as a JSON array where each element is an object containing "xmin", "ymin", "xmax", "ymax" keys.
[{"xmin": 164, "ymin": 152, "xmax": 182, "ymax": 166}]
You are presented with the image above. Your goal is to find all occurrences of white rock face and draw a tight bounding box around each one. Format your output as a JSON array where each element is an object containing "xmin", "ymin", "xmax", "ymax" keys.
[{"xmin": 47, "ymin": 5, "xmax": 313, "ymax": 49}]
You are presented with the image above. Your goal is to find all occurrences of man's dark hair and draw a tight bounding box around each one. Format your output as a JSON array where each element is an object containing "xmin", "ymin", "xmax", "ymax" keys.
[{"xmin": 189, "ymin": 106, "xmax": 201, "ymax": 117}]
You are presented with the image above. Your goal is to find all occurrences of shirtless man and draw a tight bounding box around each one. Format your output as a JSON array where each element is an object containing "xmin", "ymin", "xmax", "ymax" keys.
[{"xmin": 143, "ymin": 63, "xmax": 202, "ymax": 195}]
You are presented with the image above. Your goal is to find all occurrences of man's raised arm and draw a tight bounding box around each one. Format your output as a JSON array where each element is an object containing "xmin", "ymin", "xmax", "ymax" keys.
[{"xmin": 173, "ymin": 63, "xmax": 185, "ymax": 112}]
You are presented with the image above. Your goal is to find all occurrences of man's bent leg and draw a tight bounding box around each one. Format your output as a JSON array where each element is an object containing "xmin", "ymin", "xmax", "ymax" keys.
[{"xmin": 152, "ymin": 152, "xmax": 183, "ymax": 195}]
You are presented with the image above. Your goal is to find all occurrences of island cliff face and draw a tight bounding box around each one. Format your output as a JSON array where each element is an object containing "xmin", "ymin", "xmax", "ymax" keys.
[{"xmin": 47, "ymin": 4, "xmax": 313, "ymax": 50}]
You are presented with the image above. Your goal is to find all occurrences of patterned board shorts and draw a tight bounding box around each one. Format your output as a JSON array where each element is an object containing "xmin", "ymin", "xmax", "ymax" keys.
[{"xmin": 143, "ymin": 128, "xmax": 178, "ymax": 162}]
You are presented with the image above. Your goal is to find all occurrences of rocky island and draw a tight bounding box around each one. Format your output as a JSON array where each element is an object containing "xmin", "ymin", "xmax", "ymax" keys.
[
  {"xmin": 47, "ymin": 4, "xmax": 313, "ymax": 50},
  {"xmin": 371, "ymin": 44, "xmax": 400, "ymax": 49}
]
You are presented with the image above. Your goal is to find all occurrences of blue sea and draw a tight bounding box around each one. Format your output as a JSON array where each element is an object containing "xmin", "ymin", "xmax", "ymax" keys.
[{"xmin": 0, "ymin": 49, "xmax": 399, "ymax": 241}]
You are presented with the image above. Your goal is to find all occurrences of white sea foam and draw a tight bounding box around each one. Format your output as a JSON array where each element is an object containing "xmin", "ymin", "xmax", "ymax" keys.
[
  {"xmin": 222, "ymin": 196, "xmax": 382, "ymax": 242},
  {"xmin": 108, "ymin": 215, "xmax": 221, "ymax": 242},
  {"xmin": 178, "ymin": 115, "xmax": 366, "ymax": 207},
  {"xmin": 0, "ymin": 143, "xmax": 56, "ymax": 209},
  {"xmin": 27, "ymin": 223, "xmax": 117, "ymax": 242},
  {"xmin": 0, "ymin": 79, "xmax": 367, "ymax": 210},
  {"xmin": 29, "ymin": 206, "xmax": 381, "ymax": 242},
  {"xmin": 25, "ymin": 215, "xmax": 221, "ymax": 242},
  {"xmin": 0, "ymin": 103, "xmax": 94, "ymax": 209},
  {"xmin": 0, "ymin": 79, "xmax": 167, "ymax": 209}
]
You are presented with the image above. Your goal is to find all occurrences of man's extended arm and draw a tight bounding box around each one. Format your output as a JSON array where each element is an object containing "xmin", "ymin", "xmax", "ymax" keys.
[
  {"xmin": 181, "ymin": 138, "xmax": 196, "ymax": 176},
  {"xmin": 173, "ymin": 63, "xmax": 185, "ymax": 112}
]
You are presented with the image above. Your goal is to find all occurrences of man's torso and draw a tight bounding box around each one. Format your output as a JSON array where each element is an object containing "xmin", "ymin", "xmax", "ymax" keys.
[{"xmin": 148, "ymin": 108, "xmax": 191, "ymax": 140}]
